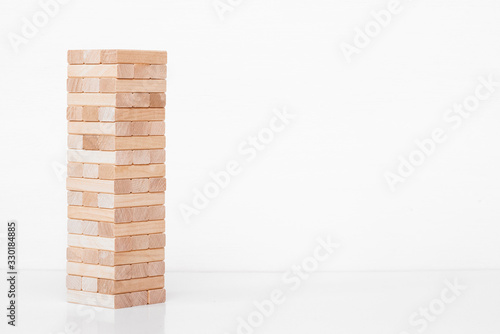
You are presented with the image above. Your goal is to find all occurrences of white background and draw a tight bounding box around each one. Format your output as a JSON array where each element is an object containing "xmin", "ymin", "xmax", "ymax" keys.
[{"xmin": 1, "ymin": 0, "xmax": 500, "ymax": 332}]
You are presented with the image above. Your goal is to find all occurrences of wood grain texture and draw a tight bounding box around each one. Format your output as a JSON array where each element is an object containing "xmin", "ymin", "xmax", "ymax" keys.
[
  {"xmin": 67, "ymin": 290, "xmax": 134, "ymax": 309},
  {"xmin": 98, "ymin": 164, "xmax": 165, "ymax": 179},
  {"xmin": 98, "ymin": 248, "xmax": 164, "ymax": 266},
  {"xmin": 99, "ymin": 108, "xmax": 165, "ymax": 122},
  {"xmin": 67, "ymin": 247, "xmax": 83, "ymax": 262},
  {"xmin": 68, "ymin": 150, "xmax": 134, "ymax": 165},
  {"xmin": 68, "ymin": 234, "xmax": 115, "ymax": 251},
  {"xmin": 131, "ymin": 263, "xmax": 148, "ymax": 278},
  {"xmin": 99, "ymin": 79, "xmax": 166, "ymax": 93},
  {"xmin": 100, "ymin": 50, "xmax": 167, "ymax": 64},
  {"xmin": 98, "ymin": 276, "xmax": 163, "ymax": 295},
  {"xmin": 97, "ymin": 220, "xmax": 165, "ymax": 237},
  {"xmin": 68, "ymin": 64, "xmax": 133, "ymax": 78},
  {"xmin": 97, "ymin": 192, "xmax": 165, "ymax": 208},
  {"xmin": 82, "ymin": 248, "xmax": 99, "ymax": 264},
  {"xmin": 67, "ymin": 219, "xmax": 83, "ymax": 234},
  {"xmin": 82, "ymin": 277, "xmax": 98, "ymax": 292},
  {"xmin": 68, "ymin": 50, "xmax": 84, "ymax": 64},
  {"xmin": 148, "ymin": 289, "xmax": 166, "ymax": 305},
  {"xmin": 67, "ymin": 262, "xmax": 131, "ymax": 280},
  {"xmin": 148, "ymin": 233, "xmax": 166, "ymax": 249},
  {"xmin": 147, "ymin": 261, "xmax": 165, "ymax": 277},
  {"xmin": 66, "ymin": 275, "xmax": 82, "ymax": 290}
]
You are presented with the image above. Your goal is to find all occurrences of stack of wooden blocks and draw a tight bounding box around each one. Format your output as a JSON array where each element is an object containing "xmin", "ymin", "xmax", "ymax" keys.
[{"xmin": 66, "ymin": 49, "xmax": 167, "ymax": 309}]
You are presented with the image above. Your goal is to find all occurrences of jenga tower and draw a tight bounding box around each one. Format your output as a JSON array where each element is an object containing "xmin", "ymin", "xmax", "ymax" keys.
[{"xmin": 65, "ymin": 50, "xmax": 167, "ymax": 308}]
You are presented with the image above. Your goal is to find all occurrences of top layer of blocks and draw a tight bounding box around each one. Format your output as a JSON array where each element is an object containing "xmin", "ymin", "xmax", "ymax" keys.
[{"xmin": 68, "ymin": 50, "xmax": 168, "ymax": 65}]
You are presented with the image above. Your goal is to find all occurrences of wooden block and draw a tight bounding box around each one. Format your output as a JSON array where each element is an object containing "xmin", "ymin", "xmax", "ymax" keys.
[
  {"xmin": 117, "ymin": 64, "xmax": 134, "ymax": 79},
  {"xmin": 150, "ymin": 93, "xmax": 166, "ymax": 107},
  {"xmin": 68, "ymin": 191, "xmax": 83, "ymax": 206},
  {"xmin": 97, "ymin": 194, "xmax": 114, "ymax": 208},
  {"xmin": 150, "ymin": 65, "xmax": 167, "ymax": 79},
  {"xmin": 68, "ymin": 50, "xmax": 84, "ymax": 64},
  {"xmin": 81, "ymin": 220, "xmax": 98, "ymax": 236},
  {"xmin": 114, "ymin": 179, "xmax": 132, "ymax": 194},
  {"xmin": 67, "ymin": 177, "xmax": 114, "ymax": 193},
  {"xmin": 82, "ymin": 164, "xmax": 99, "ymax": 178},
  {"xmin": 82, "ymin": 192, "xmax": 98, "ymax": 207},
  {"xmin": 132, "ymin": 150, "xmax": 150, "ymax": 165},
  {"xmin": 66, "ymin": 275, "xmax": 82, "ymax": 290},
  {"xmin": 68, "ymin": 93, "xmax": 117, "ymax": 107},
  {"xmin": 101, "ymin": 108, "xmax": 165, "ymax": 122},
  {"xmin": 115, "ymin": 136, "xmax": 165, "ymax": 150},
  {"xmin": 148, "ymin": 206, "xmax": 165, "ymax": 220},
  {"xmin": 96, "ymin": 136, "xmax": 116, "ymax": 151},
  {"xmin": 98, "ymin": 164, "xmax": 165, "ymax": 179},
  {"xmin": 68, "ymin": 149, "xmax": 113, "ymax": 164},
  {"xmin": 149, "ymin": 233, "xmax": 166, "ymax": 249},
  {"xmin": 67, "ymin": 78, "xmax": 83, "ymax": 92},
  {"xmin": 68, "ymin": 162, "xmax": 83, "ymax": 178},
  {"xmin": 68, "ymin": 206, "xmax": 114, "ymax": 223},
  {"xmin": 82, "ymin": 78, "xmax": 100, "ymax": 92},
  {"xmin": 68, "ymin": 234, "xmax": 115, "ymax": 251},
  {"xmin": 69, "ymin": 235, "xmax": 132, "ymax": 252},
  {"xmin": 98, "ymin": 222, "xmax": 114, "ymax": 237},
  {"xmin": 149, "ymin": 177, "xmax": 166, "ymax": 192},
  {"xmin": 67, "ymin": 247, "xmax": 83, "ymax": 262},
  {"xmin": 134, "ymin": 64, "xmax": 151, "ymax": 79},
  {"xmin": 82, "ymin": 220, "xmax": 98, "ymax": 236},
  {"xmin": 114, "ymin": 293, "xmax": 133, "ymax": 309},
  {"xmin": 100, "ymin": 79, "xmax": 165, "ymax": 93},
  {"xmin": 67, "ymin": 64, "xmax": 133, "ymax": 78},
  {"xmin": 130, "ymin": 291, "xmax": 148, "ymax": 306},
  {"xmin": 132, "ymin": 206, "xmax": 149, "ymax": 222},
  {"xmin": 68, "ymin": 135, "xmax": 83, "ymax": 149},
  {"xmin": 147, "ymin": 261, "xmax": 165, "ymax": 277},
  {"xmin": 115, "ymin": 207, "xmax": 133, "ymax": 223},
  {"xmin": 67, "ymin": 262, "xmax": 131, "ymax": 280},
  {"xmin": 83, "ymin": 50, "xmax": 101, "ymax": 64},
  {"xmin": 149, "ymin": 121, "xmax": 165, "ymax": 135},
  {"xmin": 116, "ymin": 79, "xmax": 165, "ymax": 93},
  {"xmin": 131, "ymin": 178, "xmax": 149, "ymax": 193},
  {"xmin": 116, "ymin": 93, "xmax": 150, "ymax": 108},
  {"xmin": 131, "ymin": 263, "xmax": 148, "ymax": 278},
  {"xmin": 130, "ymin": 235, "xmax": 149, "ymax": 251},
  {"xmin": 82, "ymin": 277, "xmax": 98, "ymax": 292},
  {"xmin": 116, "ymin": 236, "xmax": 132, "ymax": 252},
  {"xmin": 82, "ymin": 106, "xmax": 99, "ymax": 121},
  {"xmin": 82, "ymin": 135, "xmax": 99, "ymax": 150},
  {"xmin": 98, "ymin": 220, "xmax": 165, "ymax": 237},
  {"xmin": 150, "ymin": 149, "xmax": 165, "ymax": 163},
  {"xmin": 131, "ymin": 121, "xmax": 151, "ymax": 136},
  {"xmin": 98, "ymin": 276, "xmax": 164, "ymax": 295},
  {"xmin": 68, "ymin": 121, "xmax": 116, "ymax": 135},
  {"xmin": 100, "ymin": 50, "xmax": 167, "ymax": 65},
  {"xmin": 98, "ymin": 107, "xmax": 115, "ymax": 122},
  {"xmin": 115, "ymin": 122, "xmax": 133, "ymax": 136},
  {"xmin": 82, "ymin": 248, "xmax": 99, "ymax": 264},
  {"xmin": 116, "ymin": 265, "xmax": 133, "ymax": 280},
  {"xmin": 67, "ymin": 290, "xmax": 132, "ymax": 309},
  {"xmin": 67, "ymin": 106, "xmax": 83, "ymax": 121},
  {"xmin": 68, "ymin": 219, "xmax": 83, "ymax": 234},
  {"xmin": 68, "ymin": 150, "xmax": 133, "ymax": 165},
  {"xmin": 99, "ymin": 248, "xmax": 164, "ymax": 266},
  {"xmin": 147, "ymin": 289, "xmax": 166, "ymax": 304}
]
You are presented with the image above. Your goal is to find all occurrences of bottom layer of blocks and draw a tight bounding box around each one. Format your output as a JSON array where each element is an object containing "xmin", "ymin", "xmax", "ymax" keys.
[{"xmin": 67, "ymin": 288, "xmax": 165, "ymax": 309}]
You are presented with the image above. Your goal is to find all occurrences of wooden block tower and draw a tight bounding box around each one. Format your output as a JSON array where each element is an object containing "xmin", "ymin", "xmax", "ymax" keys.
[{"xmin": 66, "ymin": 50, "xmax": 167, "ymax": 308}]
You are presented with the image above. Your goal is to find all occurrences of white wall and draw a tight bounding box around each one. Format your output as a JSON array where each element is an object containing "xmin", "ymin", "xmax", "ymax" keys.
[{"xmin": 1, "ymin": 0, "xmax": 499, "ymax": 271}]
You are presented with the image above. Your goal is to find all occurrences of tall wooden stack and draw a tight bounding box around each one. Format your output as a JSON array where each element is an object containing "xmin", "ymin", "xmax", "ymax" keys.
[{"xmin": 65, "ymin": 50, "xmax": 167, "ymax": 309}]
